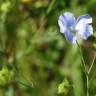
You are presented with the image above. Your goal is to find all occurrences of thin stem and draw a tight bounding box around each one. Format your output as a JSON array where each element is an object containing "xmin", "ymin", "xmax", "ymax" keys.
[
  {"xmin": 88, "ymin": 52, "xmax": 96, "ymax": 74},
  {"xmin": 86, "ymin": 52, "xmax": 96, "ymax": 96},
  {"xmin": 76, "ymin": 41, "xmax": 89, "ymax": 96},
  {"xmin": 86, "ymin": 75, "xmax": 89, "ymax": 96},
  {"xmin": 76, "ymin": 41, "xmax": 86, "ymax": 72},
  {"xmin": 46, "ymin": 0, "xmax": 56, "ymax": 15}
]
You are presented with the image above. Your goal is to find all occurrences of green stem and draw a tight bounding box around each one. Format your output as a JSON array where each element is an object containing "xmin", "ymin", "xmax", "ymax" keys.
[
  {"xmin": 86, "ymin": 52, "xmax": 96, "ymax": 96},
  {"xmin": 76, "ymin": 41, "xmax": 90, "ymax": 96},
  {"xmin": 76, "ymin": 42, "xmax": 96, "ymax": 96},
  {"xmin": 88, "ymin": 52, "xmax": 96, "ymax": 74},
  {"xmin": 86, "ymin": 75, "xmax": 89, "ymax": 96},
  {"xmin": 76, "ymin": 41, "xmax": 86, "ymax": 73},
  {"xmin": 46, "ymin": 0, "xmax": 56, "ymax": 15}
]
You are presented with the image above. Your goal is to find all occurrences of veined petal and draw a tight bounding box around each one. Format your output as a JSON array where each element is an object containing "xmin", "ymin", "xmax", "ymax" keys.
[
  {"xmin": 58, "ymin": 16, "xmax": 67, "ymax": 33},
  {"xmin": 76, "ymin": 14, "xmax": 92, "ymax": 25},
  {"xmin": 75, "ymin": 14, "xmax": 93, "ymax": 39},
  {"xmin": 63, "ymin": 12, "xmax": 76, "ymax": 27},
  {"xmin": 75, "ymin": 24, "xmax": 93, "ymax": 40},
  {"xmin": 83, "ymin": 25, "xmax": 93, "ymax": 39},
  {"xmin": 64, "ymin": 30, "xmax": 77, "ymax": 44},
  {"xmin": 58, "ymin": 12, "xmax": 76, "ymax": 33}
]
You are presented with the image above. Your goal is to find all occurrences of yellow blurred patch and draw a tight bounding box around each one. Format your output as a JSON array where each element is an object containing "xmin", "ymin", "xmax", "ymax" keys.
[{"xmin": 21, "ymin": 0, "xmax": 32, "ymax": 4}]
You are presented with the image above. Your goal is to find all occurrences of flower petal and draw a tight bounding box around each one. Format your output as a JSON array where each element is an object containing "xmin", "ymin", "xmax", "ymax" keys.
[
  {"xmin": 58, "ymin": 12, "xmax": 75, "ymax": 33},
  {"xmin": 58, "ymin": 16, "xmax": 67, "ymax": 33},
  {"xmin": 63, "ymin": 12, "xmax": 76, "ymax": 27},
  {"xmin": 75, "ymin": 24, "xmax": 93, "ymax": 40},
  {"xmin": 75, "ymin": 14, "xmax": 93, "ymax": 39},
  {"xmin": 83, "ymin": 25, "xmax": 93, "ymax": 39},
  {"xmin": 64, "ymin": 30, "xmax": 77, "ymax": 44},
  {"xmin": 76, "ymin": 14, "xmax": 92, "ymax": 24}
]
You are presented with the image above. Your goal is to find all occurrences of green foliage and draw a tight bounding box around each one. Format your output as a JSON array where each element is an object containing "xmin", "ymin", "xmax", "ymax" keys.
[
  {"xmin": 1, "ymin": 1, "xmax": 12, "ymax": 13},
  {"xmin": 0, "ymin": 65, "xmax": 14, "ymax": 86},
  {"xmin": 0, "ymin": 0, "xmax": 96, "ymax": 96},
  {"xmin": 58, "ymin": 79, "xmax": 70, "ymax": 95}
]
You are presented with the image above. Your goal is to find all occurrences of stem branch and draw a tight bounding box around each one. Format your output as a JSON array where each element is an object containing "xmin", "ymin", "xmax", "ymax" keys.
[{"xmin": 88, "ymin": 52, "xmax": 96, "ymax": 74}]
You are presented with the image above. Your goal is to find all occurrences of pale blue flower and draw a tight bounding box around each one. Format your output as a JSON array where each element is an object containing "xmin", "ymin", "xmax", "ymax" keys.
[{"xmin": 58, "ymin": 12, "xmax": 93, "ymax": 44}]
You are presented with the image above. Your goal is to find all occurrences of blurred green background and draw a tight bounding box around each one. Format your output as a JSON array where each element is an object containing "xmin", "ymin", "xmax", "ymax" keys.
[{"xmin": 0, "ymin": 0, "xmax": 96, "ymax": 96}]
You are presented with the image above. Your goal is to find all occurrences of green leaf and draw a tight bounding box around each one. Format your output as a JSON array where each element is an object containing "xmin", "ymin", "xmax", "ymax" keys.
[{"xmin": 58, "ymin": 79, "xmax": 70, "ymax": 95}]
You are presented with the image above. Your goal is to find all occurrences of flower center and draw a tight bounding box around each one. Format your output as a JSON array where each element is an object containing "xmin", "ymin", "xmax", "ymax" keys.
[{"xmin": 70, "ymin": 26, "xmax": 76, "ymax": 34}]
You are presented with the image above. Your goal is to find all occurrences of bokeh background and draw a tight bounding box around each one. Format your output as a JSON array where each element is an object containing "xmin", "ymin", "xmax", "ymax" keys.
[{"xmin": 0, "ymin": 0, "xmax": 96, "ymax": 96}]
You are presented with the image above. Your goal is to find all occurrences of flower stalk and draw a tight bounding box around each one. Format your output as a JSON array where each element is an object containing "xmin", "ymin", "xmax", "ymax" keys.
[
  {"xmin": 76, "ymin": 41, "xmax": 96, "ymax": 96},
  {"xmin": 58, "ymin": 12, "xmax": 94, "ymax": 96}
]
